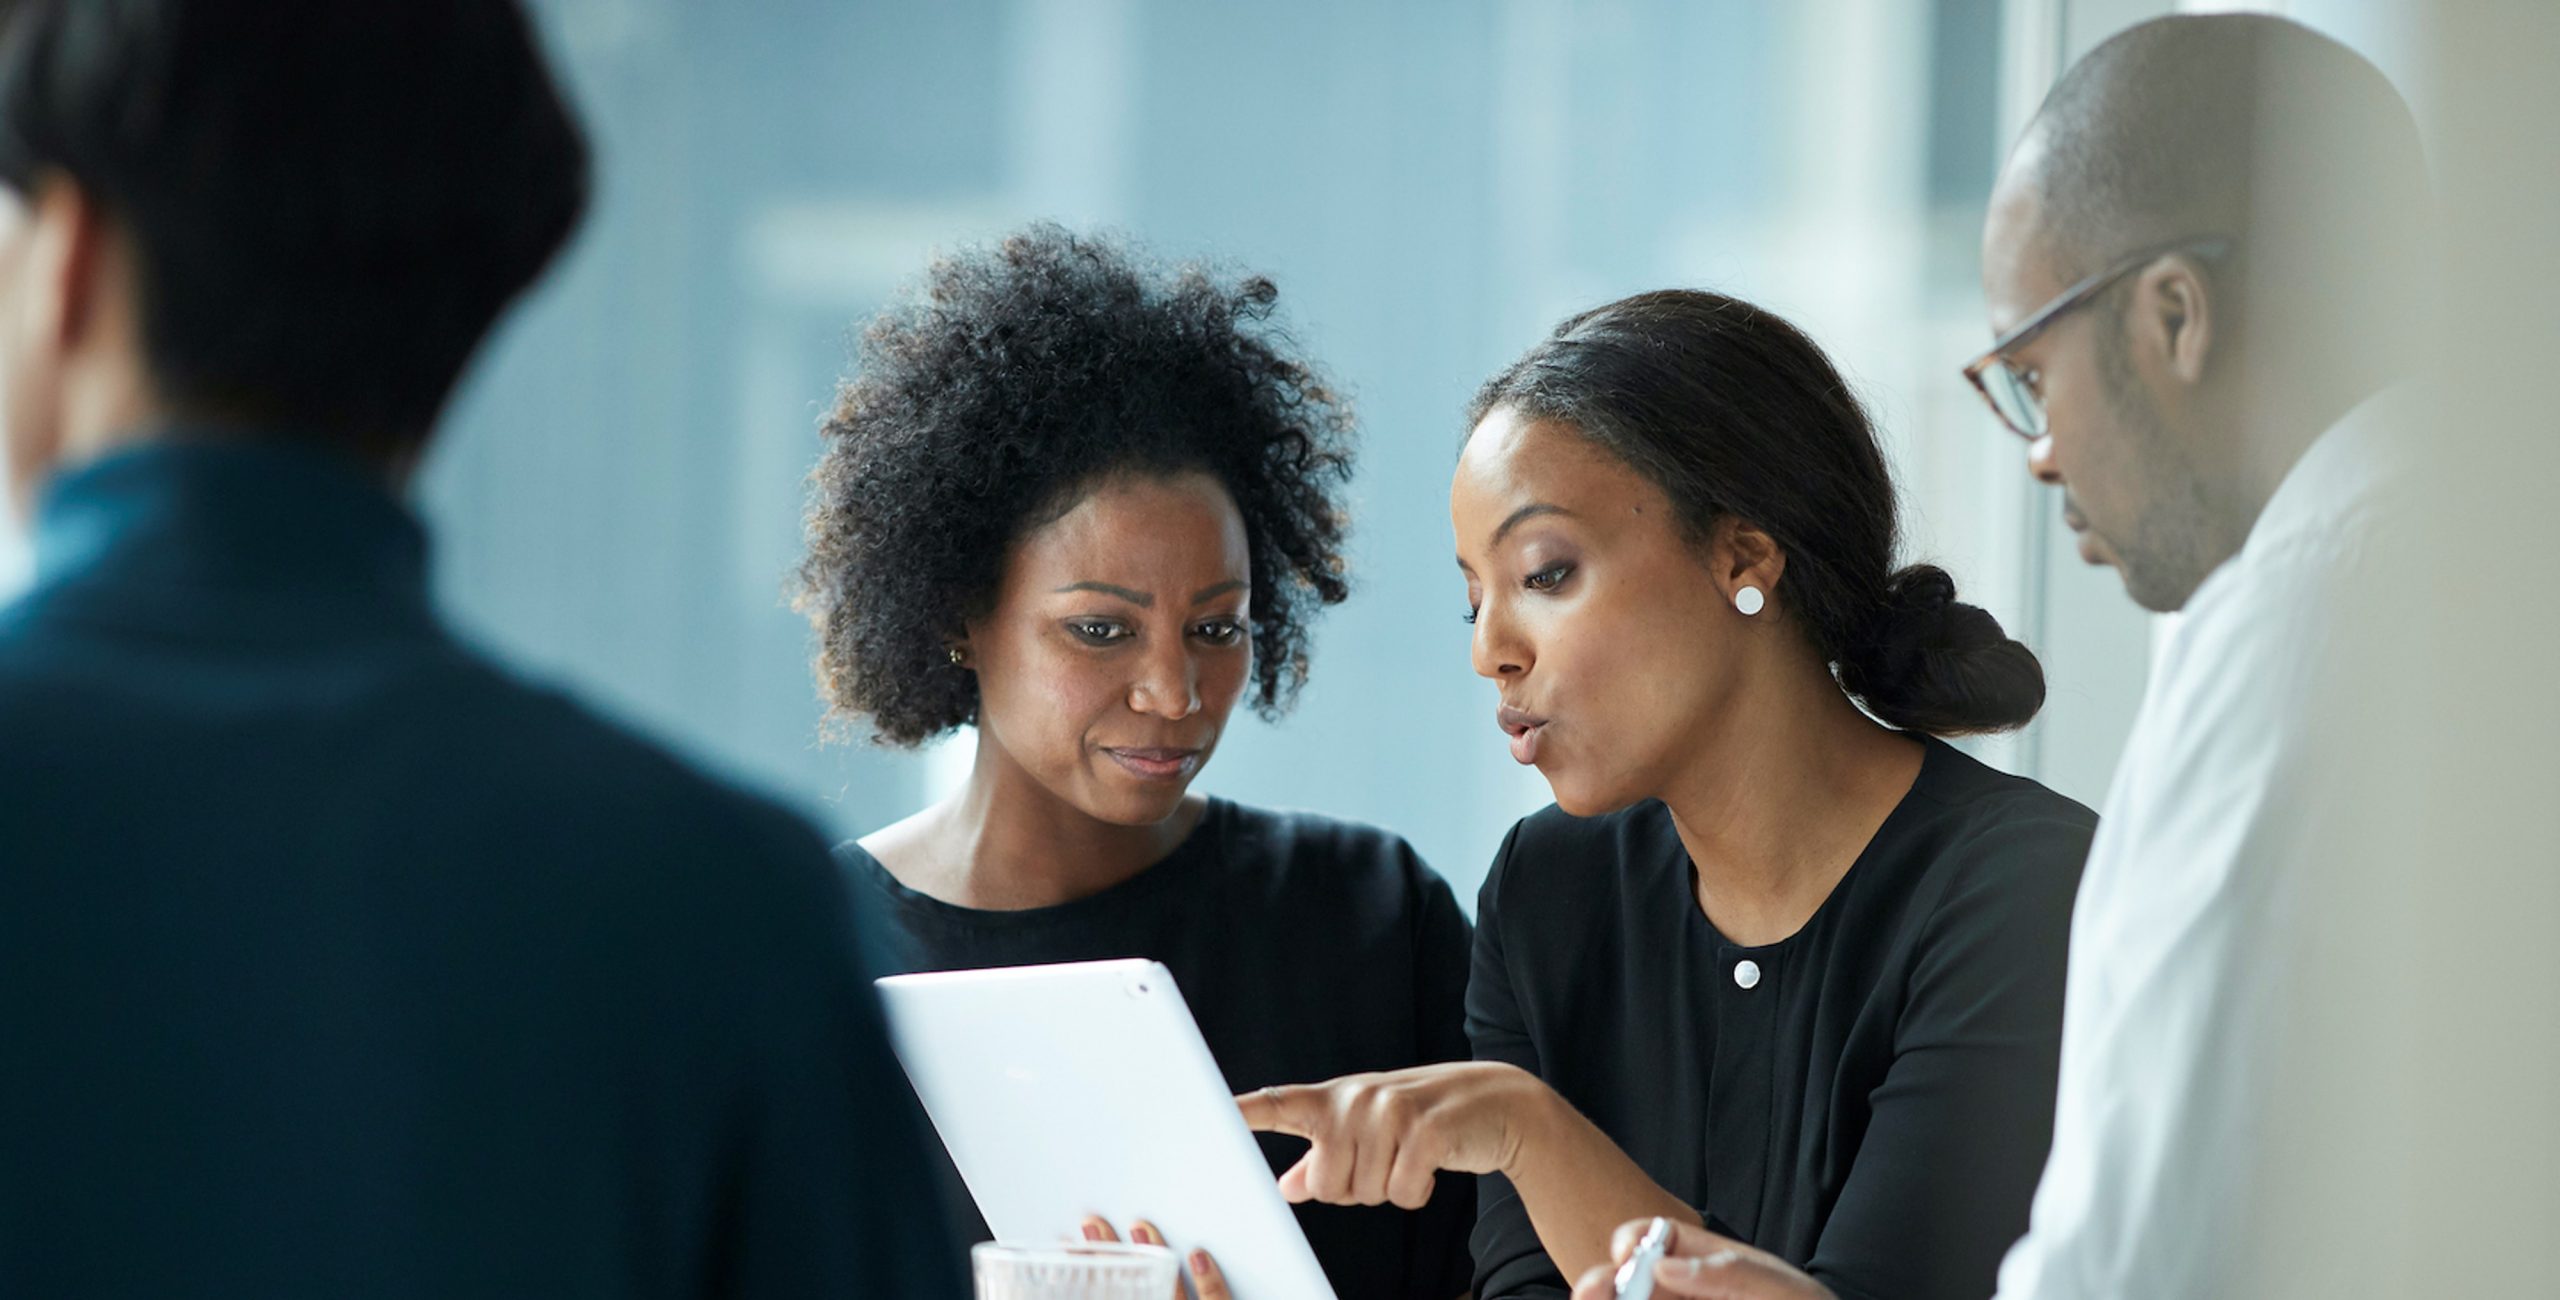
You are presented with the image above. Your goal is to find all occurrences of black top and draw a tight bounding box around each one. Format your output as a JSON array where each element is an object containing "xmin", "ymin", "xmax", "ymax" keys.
[
  {"xmin": 0, "ymin": 443, "xmax": 962, "ymax": 1299},
  {"xmin": 1467, "ymin": 739, "xmax": 2095, "ymax": 1300},
  {"xmin": 842, "ymin": 798, "xmax": 1478, "ymax": 1300}
]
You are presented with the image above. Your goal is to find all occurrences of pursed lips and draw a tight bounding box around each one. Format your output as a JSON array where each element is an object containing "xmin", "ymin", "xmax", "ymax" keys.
[{"xmin": 1496, "ymin": 704, "xmax": 1548, "ymax": 765}]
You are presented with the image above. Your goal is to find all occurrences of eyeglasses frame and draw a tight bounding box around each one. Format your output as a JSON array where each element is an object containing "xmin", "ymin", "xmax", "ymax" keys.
[{"xmin": 1961, "ymin": 236, "xmax": 2236, "ymax": 439}]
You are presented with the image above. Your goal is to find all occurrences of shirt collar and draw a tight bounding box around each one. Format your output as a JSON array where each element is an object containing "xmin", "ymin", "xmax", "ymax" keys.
[
  {"xmin": 2243, "ymin": 382, "xmax": 2422, "ymax": 562},
  {"xmin": 30, "ymin": 436, "xmax": 431, "ymax": 607}
]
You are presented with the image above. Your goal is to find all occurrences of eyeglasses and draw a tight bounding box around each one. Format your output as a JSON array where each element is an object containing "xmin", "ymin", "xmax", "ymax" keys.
[{"xmin": 1961, "ymin": 236, "xmax": 2234, "ymax": 440}]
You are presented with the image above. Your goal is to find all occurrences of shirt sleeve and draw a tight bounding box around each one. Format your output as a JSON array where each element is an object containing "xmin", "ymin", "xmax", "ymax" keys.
[
  {"xmin": 1405, "ymin": 849, "xmax": 1482, "ymax": 1300},
  {"xmin": 1801, "ymin": 817, "xmax": 2092, "ymax": 1300},
  {"xmin": 712, "ymin": 811, "xmax": 969, "ymax": 1299},
  {"xmin": 1464, "ymin": 821, "xmax": 1571, "ymax": 1300}
]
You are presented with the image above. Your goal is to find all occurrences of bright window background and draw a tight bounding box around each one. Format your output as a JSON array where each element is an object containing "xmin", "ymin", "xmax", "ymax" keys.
[
  {"xmin": 411, "ymin": 0, "xmax": 2159, "ymax": 908},
  {"xmin": 1, "ymin": 0, "xmax": 2324, "ymax": 906},
  {"xmin": 0, "ymin": 502, "xmax": 25, "ymax": 595}
]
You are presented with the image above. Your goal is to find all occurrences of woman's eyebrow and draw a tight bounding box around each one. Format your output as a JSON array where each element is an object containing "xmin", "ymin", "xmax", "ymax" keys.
[
  {"xmin": 1490, "ymin": 502, "xmax": 1572, "ymax": 547},
  {"xmin": 1051, "ymin": 581, "xmax": 1152, "ymax": 606}
]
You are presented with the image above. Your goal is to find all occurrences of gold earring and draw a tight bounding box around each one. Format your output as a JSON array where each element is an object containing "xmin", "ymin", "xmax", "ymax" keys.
[{"xmin": 947, "ymin": 646, "xmax": 966, "ymax": 667}]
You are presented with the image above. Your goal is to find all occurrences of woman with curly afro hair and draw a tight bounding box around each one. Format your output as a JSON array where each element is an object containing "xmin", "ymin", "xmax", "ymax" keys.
[{"xmin": 794, "ymin": 224, "xmax": 1475, "ymax": 1300}]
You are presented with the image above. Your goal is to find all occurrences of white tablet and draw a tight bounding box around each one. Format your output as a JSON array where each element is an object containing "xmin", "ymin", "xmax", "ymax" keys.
[{"xmin": 876, "ymin": 959, "xmax": 1339, "ymax": 1300}]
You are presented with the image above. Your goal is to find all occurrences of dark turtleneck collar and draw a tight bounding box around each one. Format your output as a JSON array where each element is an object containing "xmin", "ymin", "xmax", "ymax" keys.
[{"xmin": 24, "ymin": 436, "xmax": 435, "ymax": 631}]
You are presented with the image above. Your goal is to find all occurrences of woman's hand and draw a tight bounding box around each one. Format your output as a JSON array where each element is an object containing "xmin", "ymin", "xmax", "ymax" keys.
[
  {"xmin": 1567, "ymin": 1219, "xmax": 1834, "ymax": 1300},
  {"xmin": 1244, "ymin": 1063, "xmax": 1699, "ymax": 1279},
  {"xmin": 1081, "ymin": 1217, "xmax": 1232, "ymax": 1300},
  {"xmin": 1235, "ymin": 1061, "xmax": 1557, "ymax": 1209}
]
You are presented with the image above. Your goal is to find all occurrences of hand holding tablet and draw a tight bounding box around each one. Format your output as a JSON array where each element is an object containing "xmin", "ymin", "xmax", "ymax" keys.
[
  {"xmin": 1078, "ymin": 1217, "xmax": 1233, "ymax": 1300},
  {"xmin": 875, "ymin": 960, "xmax": 1341, "ymax": 1299}
]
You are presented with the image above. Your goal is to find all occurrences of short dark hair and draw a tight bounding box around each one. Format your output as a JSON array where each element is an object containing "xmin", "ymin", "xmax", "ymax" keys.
[
  {"xmin": 1471, "ymin": 289, "xmax": 2045, "ymax": 737},
  {"xmin": 0, "ymin": 0, "xmax": 590, "ymax": 452},
  {"xmin": 796, "ymin": 224, "xmax": 1357, "ymax": 748},
  {"xmin": 2025, "ymin": 14, "xmax": 2427, "ymax": 292}
]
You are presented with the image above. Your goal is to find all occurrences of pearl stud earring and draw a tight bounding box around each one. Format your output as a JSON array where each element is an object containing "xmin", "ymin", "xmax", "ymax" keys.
[{"xmin": 1734, "ymin": 586, "xmax": 1766, "ymax": 617}]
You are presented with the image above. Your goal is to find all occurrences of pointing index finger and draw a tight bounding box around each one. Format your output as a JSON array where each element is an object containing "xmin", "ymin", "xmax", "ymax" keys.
[{"xmin": 1235, "ymin": 1083, "xmax": 1320, "ymax": 1137}]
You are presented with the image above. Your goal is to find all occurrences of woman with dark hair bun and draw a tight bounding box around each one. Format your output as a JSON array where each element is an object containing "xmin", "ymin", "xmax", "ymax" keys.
[
  {"xmin": 795, "ymin": 224, "xmax": 1474, "ymax": 1300},
  {"xmin": 1242, "ymin": 291, "xmax": 2095, "ymax": 1300}
]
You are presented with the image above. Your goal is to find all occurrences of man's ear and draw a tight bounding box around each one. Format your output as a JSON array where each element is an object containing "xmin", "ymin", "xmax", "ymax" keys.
[
  {"xmin": 0, "ymin": 178, "xmax": 92, "ymax": 489},
  {"xmin": 5, "ymin": 174, "xmax": 156, "ymax": 495},
  {"xmin": 21, "ymin": 176, "xmax": 112, "ymax": 355},
  {"xmin": 2131, "ymin": 254, "xmax": 2216, "ymax": 388}
]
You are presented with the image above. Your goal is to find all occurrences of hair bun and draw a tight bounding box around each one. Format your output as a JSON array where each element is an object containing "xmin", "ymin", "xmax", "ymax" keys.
[
  {"xmin": 1835, "ymin": 565, "xmax": 2047, "ymax": 736},
  {"xmin": 1877, "ymin": 565, "xmax": 1958, "ymax": 636}
]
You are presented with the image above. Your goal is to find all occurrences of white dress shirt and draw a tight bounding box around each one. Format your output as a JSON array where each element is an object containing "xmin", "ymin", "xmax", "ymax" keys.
[{"xmin": 1993, "ymin": 387, "xmax": 2418, "ymax": 1300}]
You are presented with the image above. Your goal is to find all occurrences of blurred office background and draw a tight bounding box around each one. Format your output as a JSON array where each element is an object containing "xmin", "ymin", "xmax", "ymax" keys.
[
  {"xmin": 0, "ymin": 0, "xmax": 2447, "ymax": 906},
  {"xmin": 0, "ymin": 3, "xmax": 2547, "ymax": 1288}
]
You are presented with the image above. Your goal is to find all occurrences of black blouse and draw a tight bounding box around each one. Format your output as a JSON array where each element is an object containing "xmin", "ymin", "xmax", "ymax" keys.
[
  {"xmin": 1467, "ymin": 739, "xmax": 2095, "ymax": 1300},
  {"xmin": 840, "ymin": 798, "xmax": 1477, "ymax": 1300}
]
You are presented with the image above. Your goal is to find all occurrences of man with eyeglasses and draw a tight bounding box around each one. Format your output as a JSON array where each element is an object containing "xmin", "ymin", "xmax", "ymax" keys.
[
  {"xmin": 1970, "ymin": 15, "xmax": 2428, "ymax": 1300},
  {"xmin": 1568, "ymin": 14, "xmax": 2432, "ymax": 1300}
]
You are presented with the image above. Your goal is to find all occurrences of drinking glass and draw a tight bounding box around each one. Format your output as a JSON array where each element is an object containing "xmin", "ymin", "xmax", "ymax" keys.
[{"xmin": 971, "ymin": 1241, "xmax": 1180, "ymax": 1300}]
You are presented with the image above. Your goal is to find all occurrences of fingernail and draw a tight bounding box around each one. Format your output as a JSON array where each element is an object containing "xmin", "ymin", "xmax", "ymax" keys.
[
  {"xmin": 1190, "ymin": 1250, "xmax": 1213, "ymax": 1275},
  {"xmin": 1703, "ymin": 1250, "xmax": 1740, "ymax": 1270},
  {"xmin": 1134, "ymin": 1224, "xmax": 1159, "ymax": 1245},
  {"xmin": 1081, "ymin": 1223, "xmax": 1103, "ymax": 1242}
]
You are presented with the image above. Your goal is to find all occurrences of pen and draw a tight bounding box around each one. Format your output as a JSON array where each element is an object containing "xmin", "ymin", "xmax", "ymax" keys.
[{"xmin": 1613, "ymin": 1217, "xmax": 1674, "ymax": 1300}]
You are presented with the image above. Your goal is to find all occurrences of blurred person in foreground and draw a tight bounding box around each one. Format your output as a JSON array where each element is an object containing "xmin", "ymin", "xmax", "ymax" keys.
[
  {"xmin": 0, "ymin": 2, "xmax": 958, "ymax": 1295},
  {"xmin": 1569, "ymin": 14, "xmax": 2433, "ymax": 1300}
]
